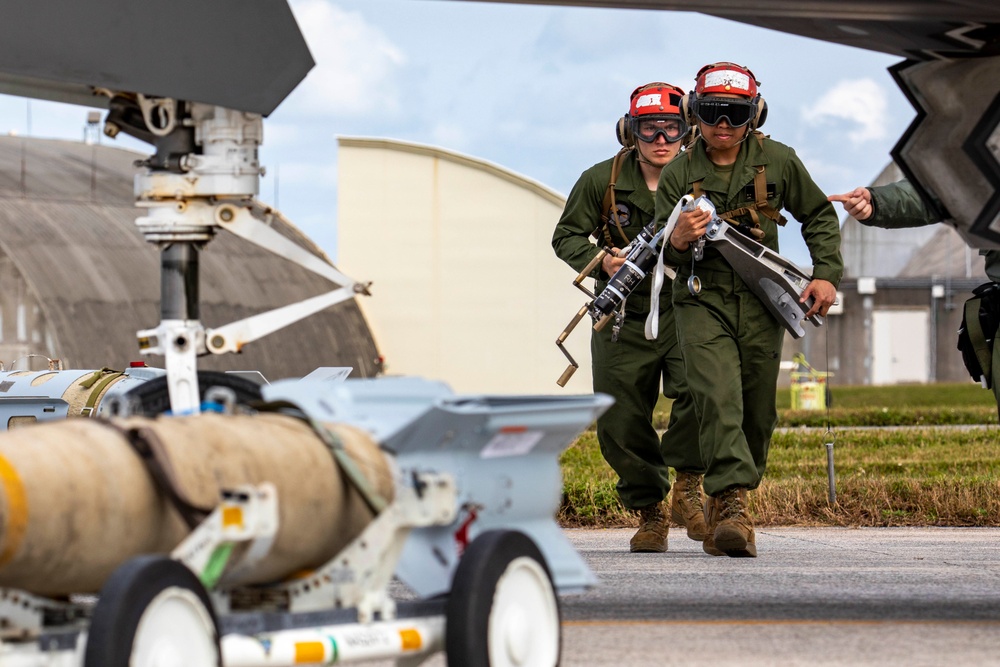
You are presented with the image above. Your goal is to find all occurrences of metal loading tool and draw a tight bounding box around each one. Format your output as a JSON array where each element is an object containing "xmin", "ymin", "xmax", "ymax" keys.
[
  {"xmin": 555, "ymin": 250, "xmax": 606, "ymax": 387},
  {"xmin": 555, "ymin": 219, "xmax": 671, "ymax": 386},
  {"xmin": 702, "ymin": 215, "xmax": 823, "ymax": 339}
]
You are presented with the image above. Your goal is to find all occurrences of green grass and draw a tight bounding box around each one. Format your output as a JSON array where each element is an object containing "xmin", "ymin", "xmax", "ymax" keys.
[
  {"xmin": 560, "ymin": 383, "xmax": 1000, "ymax": 528},
  {"xmin": 777, "ymin": 382, "xmax": 998, "ymax": 427},
  {"xmin": 780, "ymin": 406, "xmax": 997, "ymax": 427},
  {"xmin": 641, "ymin": 383, "xmax": 997, "ymax": 429},
  {"xmin": 775, "ymin": 382, "xmax": 996, "ymax": 410}
]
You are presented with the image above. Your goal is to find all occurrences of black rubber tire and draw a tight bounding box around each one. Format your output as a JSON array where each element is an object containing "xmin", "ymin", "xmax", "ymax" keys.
[
  {"xmin": 121, "ymin": 370, "xmax": 262, "ymax": 416},
  {"xmin": 84, "ymin": 556, "xmax": 220, "ymax": 667},
  {"xmin": 445, "ymin": 530, "xmax": 561, "ymax": 667}
]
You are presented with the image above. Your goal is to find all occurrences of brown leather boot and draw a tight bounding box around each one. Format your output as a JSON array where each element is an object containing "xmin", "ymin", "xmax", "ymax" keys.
[
  {"xmin": 670, "ymin": 472, "xmax": 708, "ymax": 541},
  {"xmin": 713, "ymin": 487, "xmax": 757, "ymax": 558},
  {"xmin": 629, "ymin": 501, "xmax": 668, "ymax": 553},
  {"xmin": 701, "ymin": 495, "xmax": 724, "ymax": 556}
]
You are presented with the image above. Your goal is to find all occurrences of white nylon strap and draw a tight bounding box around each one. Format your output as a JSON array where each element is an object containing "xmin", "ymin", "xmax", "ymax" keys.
[{"xmin": 645, "ymin": 195, "xmax": 693, "ymax": 340}]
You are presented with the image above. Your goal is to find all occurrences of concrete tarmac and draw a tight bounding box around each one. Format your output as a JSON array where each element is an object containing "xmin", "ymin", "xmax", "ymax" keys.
[
  {"xmin": 374, "ymin": 526, "xmax": 1000, "ymax": 666},
  {"xmin": 558, "ymin": 526, "xmax": 1000, "ymax": 666}
]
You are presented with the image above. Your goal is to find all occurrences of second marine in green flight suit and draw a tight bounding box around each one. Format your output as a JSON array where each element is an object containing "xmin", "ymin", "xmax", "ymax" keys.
[{"xmin": 553, "ymin": 82, "xmax": 706, "ymax": 553}]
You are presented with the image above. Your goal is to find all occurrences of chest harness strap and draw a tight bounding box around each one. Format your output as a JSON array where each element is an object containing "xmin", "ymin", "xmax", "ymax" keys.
[
  {"xmin": 596, "ymin": 147, "xmax": 633, "ymax": 248},
  {"xmin": 690, "ymin": 133, "xmax": 787, "ymax": 240},
  {"xmin": 594, "ymin": 147, "xmax": 634, "ymax": 340}
]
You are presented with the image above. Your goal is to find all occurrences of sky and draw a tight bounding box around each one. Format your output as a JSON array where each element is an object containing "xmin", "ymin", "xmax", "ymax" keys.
[{"xmin": 0, "ymin": 0, "xmax": 913, "ymax": 268}]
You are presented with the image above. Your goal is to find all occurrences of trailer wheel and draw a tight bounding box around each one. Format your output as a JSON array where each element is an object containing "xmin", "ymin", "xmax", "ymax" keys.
[
  {"xmin": 445, "ymin": 530, "xmax": 561, "ymax": 667},
  {"xmin": 84, "ymin": 555, "xmax": 220, "ymax": 667}
]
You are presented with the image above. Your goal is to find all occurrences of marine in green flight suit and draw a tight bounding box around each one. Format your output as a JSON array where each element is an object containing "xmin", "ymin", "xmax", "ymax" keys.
[
  {"xmin": 656, "ymin": 62, "xmax": 842, "ymax": 557},
  {"xmin": 552, "ymin": 82, "xmax": 706, "ymax": 553}
]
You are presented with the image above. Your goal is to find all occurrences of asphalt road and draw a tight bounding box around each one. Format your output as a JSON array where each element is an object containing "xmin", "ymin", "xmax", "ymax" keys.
[{"xmin": 375, "ymin": 526, "xmax": 1000, "ymax": 666}]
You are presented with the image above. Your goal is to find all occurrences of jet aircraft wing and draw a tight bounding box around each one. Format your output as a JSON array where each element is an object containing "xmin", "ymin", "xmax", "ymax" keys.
[
  {"xmin": 0, "ymin": 0, "xmax": 314, "ymax": 116},
  {"xmin": 463, "ymin": 1, "xmax": 998, "ymax": 59}
]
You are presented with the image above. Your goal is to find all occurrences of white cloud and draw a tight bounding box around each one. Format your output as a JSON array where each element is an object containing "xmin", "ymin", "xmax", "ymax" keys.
[
  {"xmin": 801, "ymin": 78, "xmax": 889, "ymax": 145},
  {"xmin": 287, "ymin": 0, "xmax": 405, "ymax": 117}
]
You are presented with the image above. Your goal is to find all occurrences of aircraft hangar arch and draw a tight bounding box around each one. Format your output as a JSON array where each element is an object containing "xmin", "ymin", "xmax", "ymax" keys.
[{"xmin": 0, "ymin": 135, "xmax": 380, "ymax": 381}]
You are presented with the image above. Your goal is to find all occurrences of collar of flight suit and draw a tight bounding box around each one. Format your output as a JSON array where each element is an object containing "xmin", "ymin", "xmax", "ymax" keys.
[
  {"xmin": 612, "ymin": 149, "xmax": 656, "ymax": 219},
  {"xmin": 685, "ymin": 133, "xmax": 772, "ymax": 205}
]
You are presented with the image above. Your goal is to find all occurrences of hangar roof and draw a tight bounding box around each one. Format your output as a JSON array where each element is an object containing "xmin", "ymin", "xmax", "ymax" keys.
[{"xmin": 0, "ymin": 135, "xmax": 379, "ymax": 380}]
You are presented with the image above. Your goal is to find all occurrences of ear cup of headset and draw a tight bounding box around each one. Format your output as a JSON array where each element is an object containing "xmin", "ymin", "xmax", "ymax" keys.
[
  {"xmin": 754, "ymin": 96, "xmax": 768, "ymax": 130},
  {"xmin": 679, "ymin": 92, "xmax": 696, "ymax": 126},
  {"xmin": 616, "ymin": 114, "xmax": 633, "ymax": 147}
]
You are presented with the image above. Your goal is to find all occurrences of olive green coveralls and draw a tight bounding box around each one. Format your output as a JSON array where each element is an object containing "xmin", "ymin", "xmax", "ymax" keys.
[
  {"xmin": 656, "ymin": 133, "xmax": 843, "ymax": 497},
  {"xmin": 867, "ymin": 179, "xmax": 1000, "ymax": 419},
  {"xmin": 552, "ymin": 149, "xmax": 704, "ymax": 510}
]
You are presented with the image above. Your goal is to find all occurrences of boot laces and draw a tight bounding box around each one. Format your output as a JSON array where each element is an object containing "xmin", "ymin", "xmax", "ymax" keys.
[
  {"xmin": 683, "ymin": 476, "xmax": 704, "ymax": 507},
  {"xmin": 720, "ymin": 490, "xmax": 746, "ymax": 520},
  {"xmin": 639, "ymin": 504, "xmax": 664, "ymax": 528}
]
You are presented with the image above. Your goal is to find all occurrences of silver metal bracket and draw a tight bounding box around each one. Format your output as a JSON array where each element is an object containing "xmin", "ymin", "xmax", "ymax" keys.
[
  {"xmin": 136, "ymin": 319, "xmax": 206, "ymax": 414},
  {"xmin": 124, "ymin": 100, "xmax": 370, "ymax": 415},
  {"xmin": 703, "ymin": 216, "xmax": 823, "ymax": 338}
]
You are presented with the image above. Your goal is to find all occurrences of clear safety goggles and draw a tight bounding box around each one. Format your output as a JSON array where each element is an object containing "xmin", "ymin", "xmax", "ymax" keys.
[
  {"xmin": 691, "ymin": 98, "xmax": 756, "ymax": 127},
  {"xmin": 632, "ymin": 115, "xmax": 688, "ymax": 143}
]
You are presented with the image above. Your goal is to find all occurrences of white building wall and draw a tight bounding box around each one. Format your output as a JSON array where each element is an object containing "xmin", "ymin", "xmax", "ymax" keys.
[
  {"xmin": 337, "ymin": 138, "xmax": 593, "ymax": 395},
  {"xmin": 872, "ymin": 309, "xmax": 930, "ymax": 384}
]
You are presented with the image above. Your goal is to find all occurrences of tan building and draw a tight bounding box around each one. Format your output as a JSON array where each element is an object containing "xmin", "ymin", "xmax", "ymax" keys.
[{"xmin": 338, "ymin": 137, "xmax": 593, "ymax": 395}]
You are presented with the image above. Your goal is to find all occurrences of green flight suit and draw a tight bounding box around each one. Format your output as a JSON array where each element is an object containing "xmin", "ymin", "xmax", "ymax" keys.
[
  {"xmin": 656, "ymin": 133, "xmax": 843, "ymax": 497},
  {"xmin": 552, "ymin": 148, "xmax": 703, "ymax": 510},
  {"xmin": 867, "ymin": 179, "xmax": 1000, "ymax": 418}
]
